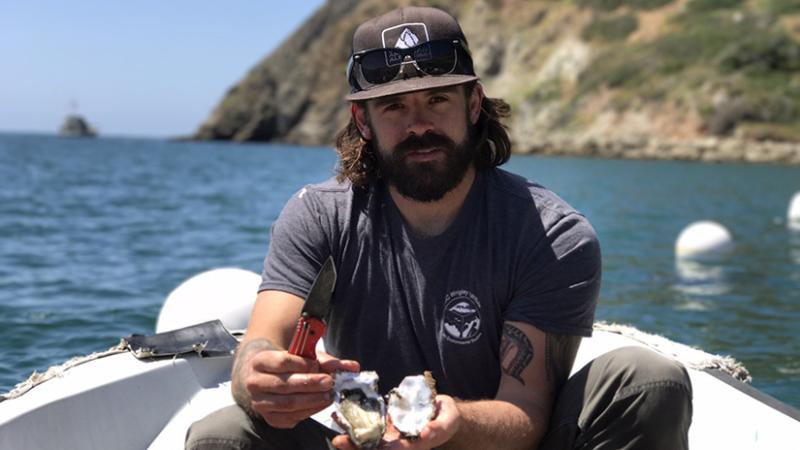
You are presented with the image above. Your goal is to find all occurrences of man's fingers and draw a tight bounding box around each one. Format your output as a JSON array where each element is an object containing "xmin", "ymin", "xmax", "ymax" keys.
[
  {"xmin": 318, "ymin": 351, "xmax": 360, "ymax": 374},
  {"xmin": 251, "ymin": 350, "xmax": 320, "ymax": 374},
  {"xmin": 246, "ymin": 371, "xmax": 334, "ymax": 394},
  {"xmin": 251, "ymin": 390, "xmax": 334, "ymax": 413}
]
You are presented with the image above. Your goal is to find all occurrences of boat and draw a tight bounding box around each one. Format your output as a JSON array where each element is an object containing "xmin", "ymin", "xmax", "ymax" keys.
[{"xmin": 1, "ymin": 268, "xmax": 798, "ymax": 449}]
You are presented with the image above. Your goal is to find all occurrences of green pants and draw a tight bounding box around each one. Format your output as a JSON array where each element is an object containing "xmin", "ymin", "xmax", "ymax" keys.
[{"xmin": 186, "ymin": 346, "xmax": 692, "ymax": 450}]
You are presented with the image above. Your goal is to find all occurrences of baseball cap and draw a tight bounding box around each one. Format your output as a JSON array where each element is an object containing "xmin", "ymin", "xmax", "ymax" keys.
[{"xmin": 345, "ymin": 6, "xmax": 479, "ymax": 101}]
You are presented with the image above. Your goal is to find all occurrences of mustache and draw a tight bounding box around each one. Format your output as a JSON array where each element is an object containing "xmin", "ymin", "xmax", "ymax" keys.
[{"xmin": 394, "ymin": 131, "xmax": 457, "ymax": 156}]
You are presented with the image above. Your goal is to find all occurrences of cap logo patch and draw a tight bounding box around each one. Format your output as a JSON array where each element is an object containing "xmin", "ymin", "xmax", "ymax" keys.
[
  {"xmin": 381, "ymin": 22, "xmax": 429, "ymax": 49},
  {"xmin": 395, "ymin": 28, "xmax": 419, "ymax": 48}
]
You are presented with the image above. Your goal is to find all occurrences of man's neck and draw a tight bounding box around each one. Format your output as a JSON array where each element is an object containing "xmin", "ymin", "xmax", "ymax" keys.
[{"xmin": 389, "ymin": 166, "xmax": 476, "ymax": 238}]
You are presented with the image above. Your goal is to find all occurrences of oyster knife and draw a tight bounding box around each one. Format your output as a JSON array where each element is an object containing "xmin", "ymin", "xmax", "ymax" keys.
[{"xmin": 288, "ymin": 256, "xmax": 336, "ymax": 360}]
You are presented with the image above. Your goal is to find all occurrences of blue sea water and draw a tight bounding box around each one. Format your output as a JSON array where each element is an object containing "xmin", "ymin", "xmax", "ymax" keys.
[{"xmin": 1, "ymin": 133, "xmax": 798, "ymax": 409}]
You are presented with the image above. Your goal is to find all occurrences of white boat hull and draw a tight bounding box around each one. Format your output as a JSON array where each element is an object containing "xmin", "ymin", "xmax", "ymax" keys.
[
  {"xmin": 2, "ymin": 268, "xmax": 797, "ymax": 449},
  {"xmin": 2, "ymin": 326, "xmax": 798, "ymax": 449}
]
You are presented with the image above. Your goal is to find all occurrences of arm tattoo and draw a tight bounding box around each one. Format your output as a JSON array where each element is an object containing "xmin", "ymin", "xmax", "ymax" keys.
[
  {"xmin": 545, "ymin": 333, "xmax": 581, "ymax": 395},
  {"xmin": 231, "ymin": 338, "xmax": 277, "ymax": 413},
  {"xmin": 499, "ymin": 323, "xmax": 534, "ymax": 385}
]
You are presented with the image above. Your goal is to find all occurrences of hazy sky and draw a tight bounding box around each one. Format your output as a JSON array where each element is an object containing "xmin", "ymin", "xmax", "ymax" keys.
[{"xmin": 1, "ymin": 1, "xmax": 326, "ymax": 137}]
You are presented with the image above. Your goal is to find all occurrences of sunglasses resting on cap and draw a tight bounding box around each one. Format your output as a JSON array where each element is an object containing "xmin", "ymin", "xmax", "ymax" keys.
[
  {"xmin": 345, "ymin": 6, "xmax": 480, "ymax": 101},
  {"xmin": 347, "ymin": 39, "xmax": 474, "ymax": 91}
]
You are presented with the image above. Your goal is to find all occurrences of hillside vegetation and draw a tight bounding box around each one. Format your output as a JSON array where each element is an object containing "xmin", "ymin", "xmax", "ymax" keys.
[{"xmin": 194, "ymin": 0, "xmax": 800, "ymax": 163}]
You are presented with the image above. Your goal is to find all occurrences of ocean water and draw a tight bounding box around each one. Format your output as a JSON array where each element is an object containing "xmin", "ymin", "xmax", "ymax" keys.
[{"xmin": 1, "ymin": 133, "xmax": 798, "ymax": 409}]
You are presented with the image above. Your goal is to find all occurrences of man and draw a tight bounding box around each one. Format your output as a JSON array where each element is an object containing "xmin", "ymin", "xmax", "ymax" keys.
[{"xmin": 186, "ymin": 6, "xmax": 692, "ymax": 450}]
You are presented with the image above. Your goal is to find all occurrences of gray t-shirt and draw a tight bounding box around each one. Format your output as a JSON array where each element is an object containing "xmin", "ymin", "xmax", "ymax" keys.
[{"xmin": 260, "ymin": 168, "xmax": 601, "ymax": 399}]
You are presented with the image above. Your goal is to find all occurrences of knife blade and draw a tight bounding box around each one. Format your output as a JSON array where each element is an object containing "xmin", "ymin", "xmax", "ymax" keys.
[{"xmin": 288, "ymin": 256, "xmax": 336, "ymax": 360}]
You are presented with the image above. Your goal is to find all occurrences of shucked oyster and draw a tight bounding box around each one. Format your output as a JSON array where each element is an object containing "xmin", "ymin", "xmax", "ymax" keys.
[
  {"xmin": 387, "ymin": 371, "xmax": 437, "ymax": 439},
  {"xmin": 332, "ymin": 371, "xmax": 386, "ymax": 448}
]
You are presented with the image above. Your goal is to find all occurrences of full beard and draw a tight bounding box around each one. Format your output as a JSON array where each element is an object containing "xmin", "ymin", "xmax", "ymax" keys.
[{"xmin": 374, "ymin": 124, "xmax": 477, "ymax": 202}]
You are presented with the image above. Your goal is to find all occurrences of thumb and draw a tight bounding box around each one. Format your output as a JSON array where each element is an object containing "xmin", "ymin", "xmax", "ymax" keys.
[{"xmin": 331, "ymin": 434, "xmax": 360, "ymax": 450}]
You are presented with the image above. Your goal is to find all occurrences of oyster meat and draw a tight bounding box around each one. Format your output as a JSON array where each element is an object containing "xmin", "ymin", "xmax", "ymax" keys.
[
  {"xmin": 332, "ymin": 371, "xmax": 386, "ymax": 448},
  {"xmin": 387, "ymin": 371, "xmax": 437, "ymax": 439}
]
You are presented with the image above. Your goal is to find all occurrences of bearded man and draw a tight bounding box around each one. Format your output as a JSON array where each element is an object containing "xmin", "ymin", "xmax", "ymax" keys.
[{"xmin": 186, "ymin": 6, "xmax": 692, "ymax": 450}]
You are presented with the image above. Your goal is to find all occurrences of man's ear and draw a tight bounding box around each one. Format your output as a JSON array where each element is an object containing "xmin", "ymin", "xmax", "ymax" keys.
[
  {"xmin": 468, "ymin": 83, "xmax": 484, "ymax": 125},
  {"xmin": 351, "ymin": 103, "xmax": 372, "ymax": 140}
]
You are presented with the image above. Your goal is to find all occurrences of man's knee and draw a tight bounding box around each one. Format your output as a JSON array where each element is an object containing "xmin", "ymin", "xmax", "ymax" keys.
[
  {"xmin": 546, "ymin": 346, "xmax": 693, "ymax": 450},
  {"xmin": 186, "ymin": 405, "xmax": 338, "ymax": 450},
  {"xmin": 600, "ymin": 346, "xmax": 693, "ymax": 397},
  {"xmin": 598, "ymin": 346, "xmax": 693, "ymax": 445},
  {"xmin": 185, "ymin": 405, "xmax": 257, "ymax": 450}
]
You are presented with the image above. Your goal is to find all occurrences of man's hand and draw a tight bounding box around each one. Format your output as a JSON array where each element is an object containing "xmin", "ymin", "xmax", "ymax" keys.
[
  {"xmin": 233, "ymin": 340, "xmax": 359, "ymax": 429},
  {"xmin": 331, "ymin": 395, "xmax": 461, "ymax": 450}
]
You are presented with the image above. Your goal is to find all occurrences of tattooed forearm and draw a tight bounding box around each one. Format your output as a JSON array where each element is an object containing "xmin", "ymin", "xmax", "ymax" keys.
[
  {"xmin": 500, "ymin": 323, "xmax": 534, "ymax": 385},
  {"xmin": 231, "ymin": 338, "xmax": 277, "ymax": 411},
  {"xmin": 545, "ymin": 333, "xmax": 581, "ymax": 395}
]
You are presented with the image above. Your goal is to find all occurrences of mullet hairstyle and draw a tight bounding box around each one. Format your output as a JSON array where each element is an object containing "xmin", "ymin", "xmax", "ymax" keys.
[{"xmin": 334, "ymin": 82, "xmax": 512, "ymax": 187}]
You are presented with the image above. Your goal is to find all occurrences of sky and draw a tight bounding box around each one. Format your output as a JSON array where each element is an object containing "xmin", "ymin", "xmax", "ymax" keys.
[{"xmin": 0, "ymin": 1, "xmax": 326, "ymax": 138}]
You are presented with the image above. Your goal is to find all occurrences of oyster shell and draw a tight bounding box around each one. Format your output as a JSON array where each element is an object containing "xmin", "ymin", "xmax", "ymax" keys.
[
  {"xmin": 387, "ymin": 371, "xmax": 437, "ymax": 439},
  {"xmin": 332, "ymin": 371, "xmax": 386, "ymax": 449}
]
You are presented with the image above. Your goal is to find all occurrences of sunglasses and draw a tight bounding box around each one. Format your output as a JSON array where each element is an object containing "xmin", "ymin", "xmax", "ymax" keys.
[{"xmin": 347, "ymin": 39, "xmax": 474, "ymax": 91}]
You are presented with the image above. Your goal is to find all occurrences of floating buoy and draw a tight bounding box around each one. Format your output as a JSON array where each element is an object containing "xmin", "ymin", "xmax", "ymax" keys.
[
  {"xmin": 156, "ymin": 268, "xmax": 261, "ymax": 333},
  {"xmin": 675, "ymin": 221, "xmax": 734, "ymax": 260},
  {"xmin": 789, "ymin": 192, "xmax": 800, "ymax": 230}
]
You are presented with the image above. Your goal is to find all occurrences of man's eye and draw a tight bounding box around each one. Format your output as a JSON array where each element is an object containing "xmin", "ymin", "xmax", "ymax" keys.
[
  {"xmin": 384, "ymin": 103, "xmax": 403, "ymax": 111},
  {"xmin": 430, "ymin": 95, "xmax": 448, "ymax": 104}
]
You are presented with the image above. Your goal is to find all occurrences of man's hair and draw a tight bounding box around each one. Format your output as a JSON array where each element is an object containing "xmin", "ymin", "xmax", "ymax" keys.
[{"xmin": 334, "ymin": 82, "xmax": 512, "ymax": 187}]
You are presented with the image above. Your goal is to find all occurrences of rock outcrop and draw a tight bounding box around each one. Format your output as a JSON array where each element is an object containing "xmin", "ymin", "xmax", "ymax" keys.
[
  {"xmin": 194, "ymin": 0, "xmax": 800, "ymax": 164},
  {"xmin": 59, "ymin": 115, "xmax": 97, "ymax": 138}
]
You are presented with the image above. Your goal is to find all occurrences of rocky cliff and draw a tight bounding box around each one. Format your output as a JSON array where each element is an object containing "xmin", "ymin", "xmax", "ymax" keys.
[
  {"xmin": 194, "ymin": 0, "xmax": 800, "ymax": 163},
  {"xmin": 59, "ymin": 115, "xmax": 97, "ymax": 138}
]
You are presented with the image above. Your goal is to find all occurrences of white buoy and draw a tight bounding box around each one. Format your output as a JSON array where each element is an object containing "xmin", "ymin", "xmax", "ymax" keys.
[
  {"xmin": 788, "ymin": 192, "xmax": 800, "ymax": 231},
  {"xmin": 155, "ymin": 267, "xmax": 261, "ymax": 333},
  {"xmin": 675, "ymin": 221, "xmax": 734, "ymax": 260}
]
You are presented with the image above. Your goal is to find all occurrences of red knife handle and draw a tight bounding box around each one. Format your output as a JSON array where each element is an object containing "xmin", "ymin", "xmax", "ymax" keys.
[{"xmin": 288, "ymin": 314, "xmax": 325, "ymax": 360}]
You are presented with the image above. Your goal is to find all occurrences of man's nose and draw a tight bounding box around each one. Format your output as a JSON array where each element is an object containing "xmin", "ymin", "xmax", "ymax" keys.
[{"xmin": 406, "ymin": 105, "xmax": 434, "ymax": 136}]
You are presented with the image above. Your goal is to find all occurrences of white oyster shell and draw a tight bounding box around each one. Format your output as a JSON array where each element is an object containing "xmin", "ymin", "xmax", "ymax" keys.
[
  {"xmin": 332, "ymin": 371, "xmax": 386, "ymax": 449},
  {"xmin": 387, "ymin": 371, "xmax": 437, "ymax": 438}
]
